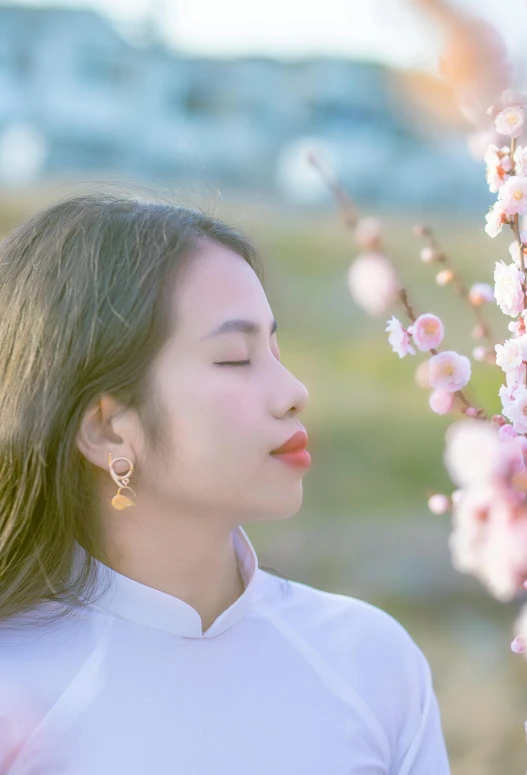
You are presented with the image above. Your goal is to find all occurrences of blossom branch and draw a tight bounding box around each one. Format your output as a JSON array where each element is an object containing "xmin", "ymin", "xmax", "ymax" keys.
[
  {"xmin": 306, "ymin": 151, "xmax": 358, "ymax": 229},
  {"xmin": 397, "ymin": 289, "xmax": 482, "ymax": 416},
  {"xmin": 413, "ymin": 225, "xmax": 496, "ymax": 347}
]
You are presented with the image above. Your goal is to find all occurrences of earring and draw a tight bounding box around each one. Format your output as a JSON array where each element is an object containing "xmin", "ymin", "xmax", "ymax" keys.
[{"xmin": 108, "ymin": 453, "xmax": 136, "ymax": 510}]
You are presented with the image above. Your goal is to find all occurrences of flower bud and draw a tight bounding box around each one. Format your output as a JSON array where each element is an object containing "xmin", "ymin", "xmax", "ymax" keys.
[
  {"xmin": 468, "ymin": 283, "xmax": 494, "ymax": 305},
  {"xmin": 412, "ymin": 224, "xmax": 429, "ymax": 236},
  {"xmin": 492, "ymin": 414, "xmax": 507, "ymax": 427},
  {"xmin": 429, "ymin": 389, "xmax": 454, "ymax": 415},
  {"xmin": 471, "ymin": 324, "xmax": 485, "ymax": 339},
  {"xmin": 511, "ymin": 636, "xmax": 526, "ymax": 654},
  {"xmin": 498, "ymin": 424, "xmax": 518, "ymax": 440},
  {"xmin": 436, "ymin": 269, "xmax": 455, "ymax": 285},
  {"xmin": 465, "ymin": 407, "xmax": 479, "ymax": 418},
  {"xmin": 472, "ymin": 346, "xmax": 487, "ymax": 361},
  {"xmin": 420, "ymin": 246, "xmax": 440, "ymax": 264},
  {"xmin": 354, "ymin": 216, "xmax": 382, "ymax": 250},
  {"xmin": 428, "ymin": 493, "xmax": 451, "ymax": 514}
]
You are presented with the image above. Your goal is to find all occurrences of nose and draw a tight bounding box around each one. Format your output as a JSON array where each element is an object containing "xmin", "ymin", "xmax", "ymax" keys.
[{"xmin": 283, "ymin": 373, "xmax": 309, "ymax": 416}]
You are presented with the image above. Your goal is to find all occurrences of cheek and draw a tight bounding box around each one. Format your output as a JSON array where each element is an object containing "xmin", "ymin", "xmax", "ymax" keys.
[{"xmin": 160, "ymin": 372, "xmax": 260, "ymax": 451}]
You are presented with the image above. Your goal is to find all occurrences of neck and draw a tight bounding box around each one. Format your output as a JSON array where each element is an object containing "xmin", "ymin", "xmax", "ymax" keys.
[{"xmin": 101, "ymin": 500, "xmax": 246, "ymax": 634}]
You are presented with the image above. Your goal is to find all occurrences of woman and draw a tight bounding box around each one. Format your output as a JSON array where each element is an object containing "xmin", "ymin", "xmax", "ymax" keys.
[{"xmin": 0, "ymin": 193, "xmax": 451, "ymax": 774}]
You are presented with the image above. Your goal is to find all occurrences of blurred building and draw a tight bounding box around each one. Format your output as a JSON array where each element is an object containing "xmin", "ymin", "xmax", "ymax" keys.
[{"xmin": 0, "ymin": 4, "xmax": 491, "ymax": 210}]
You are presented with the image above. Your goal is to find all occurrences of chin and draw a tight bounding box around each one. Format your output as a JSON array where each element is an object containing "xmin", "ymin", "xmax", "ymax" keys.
[{"xmin": 255, "ymin": 492, "xmax": 305, "ymax": 523}]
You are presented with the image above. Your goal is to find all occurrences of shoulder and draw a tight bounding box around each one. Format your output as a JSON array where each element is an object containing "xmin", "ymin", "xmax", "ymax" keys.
[
  {"xmin": 255, "ymin": 570, "xmax": 425, "ymax": 667},
  {"xmin": 255, "ymin": 572, "xmax": 434, "ymax": 759},
  {"xmin": 0, "ymin": 602, "xmax": 112, "ymax": 753}
]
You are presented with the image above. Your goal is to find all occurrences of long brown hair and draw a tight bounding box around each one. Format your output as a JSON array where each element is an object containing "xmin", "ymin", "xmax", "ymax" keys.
[{"xmin": 0, "ymin": 192, "xmax": 289, "ymax": 628}]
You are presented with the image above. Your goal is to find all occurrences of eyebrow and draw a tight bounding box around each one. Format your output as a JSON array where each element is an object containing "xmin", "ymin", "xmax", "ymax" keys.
[{"xmin": 201, "ymin": 318, "xmax": 278, "ymax": 340}]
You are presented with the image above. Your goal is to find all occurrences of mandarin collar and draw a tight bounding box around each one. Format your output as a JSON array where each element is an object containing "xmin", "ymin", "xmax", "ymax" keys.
[{"xmin": 73, "ymin": 525, "xmax": 260, "ymax": 639}]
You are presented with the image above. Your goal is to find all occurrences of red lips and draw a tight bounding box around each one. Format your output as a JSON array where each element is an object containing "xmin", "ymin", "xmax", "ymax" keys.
[{"xmin": 270, "ymin": 429, "xmax": 308, "ymax": 455}]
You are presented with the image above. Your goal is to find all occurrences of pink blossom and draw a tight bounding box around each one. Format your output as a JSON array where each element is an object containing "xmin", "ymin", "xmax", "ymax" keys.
[
  {"xmin": 407, "ymin": 313, "xmax": 444, "ymax": 352},
  {"xmin": 429, "ymin": 389, "xmax": 454, "ymax": 415},
  {"xmin": 501, "ymin": 385, "xmax": 527, "ymax": 434},
  {"xmin": 435, "ymin": 269, "xmax": 454, "ymax": 285},
  {"xmin": 428, "ymin": 493, "xmax": 451, "ymax": 514},
  {"xmin": 472, "ymin": 346, "xmax": 487, "ymax": 361},
  {"xmin": 420, "ymin": 246, "xmax": 441, "ymax": 264},
  {"xmin": 495, "ymin": 105, "xmax": 525, "ymax": 138},
  {"xmin": 508, "ymin": 309, "xmax": 527, "ymax": 335},
  {"xmin": 499, "ymin": 382, "xmax": 523, "ymax": 424},
  {"xmin": 385, "ymin": 315, "xmax": 415, "ymax": 358},
  {"xmin": 513, "ymin": 604, "xmax": 527, "ymax": 660},
  {"xmin": 448, "ymin": 483, "xmax": 503, "ymax": 573},
  {"xmin": 485, "ymin": 200, "xmax": 509, "ymax": 237},
  {"xmin": 347, "ymin": 253, "xmax": 399, "ymax": 316},
  {"xmin": 492, "ymin": 414, "xmax": 507, "ymax": 427},
  {"xmin": 501, "ymin": 434, "xmax": 527, "ymax": 476},
  {"xmin": 508, "ymin": 231, "xmax": 527, "ymax": 269},
  {"xmin": 444, "ymin": 419, "xmax": 507, "ymax": 487},
  {"xmin": 478, "ymin": 499, "xmax": 527, "ymax": 601},
  {"xmin": 494, "ymin": 261, "xmax": 526, "ymax": 317},
  {"xmin": 449, "ymin": 482, "xmax": 527, "ymax": 601},
  {"xmin": 354, "ymin": 216, "xmax": 382, "ymax": 250},
  {"xmin": 498, "ymin": 176, "xmax": 527, "ymax": 216},
  {"xmin": 498, "ymin": 423, "xmax": 518, "ymax": 440},
  {"xmin": 514, "ymin": 145, "xmax": 527, "ymax": 176},
  {"xmin": 494, "ymin": 336, "xmax": 527, "ymax": 380},
  {"xmin": 484, "ymin": 144, "xmax": 512, "ymax": 192},
  {"xmin": 507, "ymin": 363, "xmax": 526, "ymax": 387},
  {"xmin": 468, "ymin": 282, "xmax": 494, "ymax": 305},
  {"xmin": 511, "ymin": 635, "xmax": 526, "ymax": 654},
  {"xmin": 428, "ymin": 351, "xmax": 471, "ymax": 393}
]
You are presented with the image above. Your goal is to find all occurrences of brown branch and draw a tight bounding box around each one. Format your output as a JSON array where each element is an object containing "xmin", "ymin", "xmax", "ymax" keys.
[
  {"xmin": 397, "ymin": 288, "xmax": 486, "ymax": 418},
  {"xmin": 414, "ymin": 227, "xmax": 496, "ymax": 347},
  {"xmin": 309, "ymin": 152, "xmax": 488, "ymax": 420}
]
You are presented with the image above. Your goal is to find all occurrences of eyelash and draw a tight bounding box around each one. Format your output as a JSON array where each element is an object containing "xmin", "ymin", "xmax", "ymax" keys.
[{"xmin": 215, "ymin": 360, "xmax": 251, "ymax": 367}]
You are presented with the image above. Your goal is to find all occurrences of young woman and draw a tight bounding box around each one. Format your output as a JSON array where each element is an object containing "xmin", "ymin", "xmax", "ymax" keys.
[{"xmin": 0, "ymin": 193, "xmax": 451, "ymax": 774}]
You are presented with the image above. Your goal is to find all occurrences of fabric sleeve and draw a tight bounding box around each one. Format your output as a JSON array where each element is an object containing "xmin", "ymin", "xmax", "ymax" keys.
[{"xmin": 390, "ymin": 642, "xmax": 451, "ymax": 775}]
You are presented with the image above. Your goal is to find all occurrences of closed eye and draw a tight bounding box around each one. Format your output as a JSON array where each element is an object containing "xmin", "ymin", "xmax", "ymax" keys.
[{"xmin": 214, "ymin": 360, "xmax": 251, "ymax": 367}]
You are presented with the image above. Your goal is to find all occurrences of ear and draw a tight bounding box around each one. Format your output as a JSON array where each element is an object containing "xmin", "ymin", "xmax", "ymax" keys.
[{"xmin": 76, "ymin": 394, "xmax": 136, "ymax": 472}]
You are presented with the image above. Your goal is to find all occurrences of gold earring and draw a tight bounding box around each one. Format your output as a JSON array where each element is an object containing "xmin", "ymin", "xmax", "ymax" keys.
[{"xmin": 108, "ymin": 453, "xmax": 136, "ymax": 510}]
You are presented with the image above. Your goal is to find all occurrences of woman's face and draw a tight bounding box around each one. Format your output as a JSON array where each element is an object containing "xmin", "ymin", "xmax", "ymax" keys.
[{"xmin": 135, "ymin": 240, "xmax": 310, "ymax": 525}]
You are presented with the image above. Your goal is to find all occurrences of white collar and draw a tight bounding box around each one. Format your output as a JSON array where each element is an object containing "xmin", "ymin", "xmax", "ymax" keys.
[{"xmin": 73, "ymin": 525, "xmax": 259, "ymax": 639}]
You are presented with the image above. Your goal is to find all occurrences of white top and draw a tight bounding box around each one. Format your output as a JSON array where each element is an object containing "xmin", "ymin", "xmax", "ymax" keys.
[{"xmin": 0, "ymin": 525, "xmax": 451, "ymax": 775}]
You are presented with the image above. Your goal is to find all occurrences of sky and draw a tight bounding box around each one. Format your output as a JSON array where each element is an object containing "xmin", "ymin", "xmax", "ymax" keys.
[{"xmin": 13, "ymin": 0, "xmax": 527, "ymax": 71}]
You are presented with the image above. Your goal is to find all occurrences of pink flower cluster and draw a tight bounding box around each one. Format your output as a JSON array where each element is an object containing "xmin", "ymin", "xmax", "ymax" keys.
[
  {"xmin": 444, "ymin": 419, "xmax": 527, "ymax": 603},
  {"xmin": 385, "ymin": 313, "xmax": 444, "ymax": 358},
  {"xmin": 484, "ymin": 145, "xmax": 512, "ymax": 193},
  {"xmin": 385, "ymin": 313, "xmax": 471, "ymax": 414},
  {"xmin": 494, "ymin": 260, "xmax": 526, "ymax": 317},
  {"xmin": 485, "ymin": 96, "xmax": 527, "ymax": 236}
]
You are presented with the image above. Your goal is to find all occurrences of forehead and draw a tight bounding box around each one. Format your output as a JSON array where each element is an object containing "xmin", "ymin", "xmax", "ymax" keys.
[{"xmin": 174, "ymin": 241, "xmax": 271, "ymax": 334}]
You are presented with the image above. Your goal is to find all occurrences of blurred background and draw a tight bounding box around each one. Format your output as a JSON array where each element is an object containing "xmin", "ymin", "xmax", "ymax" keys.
[{"xmin": 1, "ymin": 0, "xmax": 527, "ymax": 771}]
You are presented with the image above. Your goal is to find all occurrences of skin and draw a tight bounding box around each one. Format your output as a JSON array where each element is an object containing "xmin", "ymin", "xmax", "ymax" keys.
[{"xmin": 76, "ymin": 240, "xmax": 310, "ymax": 633}]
